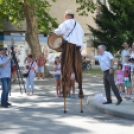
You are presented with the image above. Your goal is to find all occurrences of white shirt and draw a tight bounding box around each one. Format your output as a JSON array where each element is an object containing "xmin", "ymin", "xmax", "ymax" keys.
[
  {"xmin": 130, "ymin": 51, "xmax": 134, "ymax": 58},
  {"xmin": 130, "ymin": 63, "xmax": 134, "ymax": 72},
  {"xmin": 0, "ymin": 55, "xmax": 11, "ymax": 78},
  {"xmin": 95, "ymin": 51, "xmax": 114, "ymax": 71},
  {"xmin": 54, "ymin": 19, "xmax": 84, "ymax": 47},
  {"xmin": 53, "ymin": 64, "xmax": 61, "ymax": 75},
  {"xmin": 121, "ymin": 49, "xmax": 130, "ymax": 64}
]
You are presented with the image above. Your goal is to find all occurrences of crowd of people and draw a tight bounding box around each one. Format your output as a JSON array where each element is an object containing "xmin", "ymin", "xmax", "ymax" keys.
[
  {"xmin": 89, "ymin": 42, "xmax": 134, "ymax": 105},
  {"xmin": 115, "ymin": 42, "xmax": 134, "ymax": 100},
  {"xmin": 1, "ymin": 8, "xmax": 134, "ymax": 109}
]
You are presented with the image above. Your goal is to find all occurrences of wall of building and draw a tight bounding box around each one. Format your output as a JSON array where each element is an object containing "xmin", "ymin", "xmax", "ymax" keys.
[{"xmin": 49, "ymin": 0, "xmax": 97, "ymax": 34}]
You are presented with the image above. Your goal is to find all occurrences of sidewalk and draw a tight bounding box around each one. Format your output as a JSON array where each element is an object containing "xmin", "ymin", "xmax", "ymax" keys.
[
  {"xmin": 86, "ymin": 75, "xmax": 134, "ymax": 121},
  {"xmin": 18, "ymin": 74, "xmax": 134, "ymax": 121}
]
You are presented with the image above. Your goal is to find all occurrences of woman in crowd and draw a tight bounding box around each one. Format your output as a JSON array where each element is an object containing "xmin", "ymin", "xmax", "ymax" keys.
[
  {"xmin": 25, "ymin": 54, "xmax": 37, "ymax": 95},
  {"xmin": 11, "ymin": 47, "xmax": 20, "ymax": 82},
  {"xmin": 53, "ymin": 56, "xmax": 62, "ymax": 97}
]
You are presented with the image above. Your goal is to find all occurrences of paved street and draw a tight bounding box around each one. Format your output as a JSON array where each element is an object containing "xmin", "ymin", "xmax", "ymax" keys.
[{"xmin": 0, "ymin": 75, "xmax": 134, "ymax": 134}]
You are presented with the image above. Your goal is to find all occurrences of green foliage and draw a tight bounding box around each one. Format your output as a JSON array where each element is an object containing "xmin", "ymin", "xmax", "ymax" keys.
[
  {"xmin": 88, "ymin": 0, "xmax": 134, "ymax": 53},
  {"xmin": 0, "ymin": 0, "xmax": 58, "ymax": 33},
  {"xmin": 76, "ymin": 0, "xmax": 96, "ymax": 16}
]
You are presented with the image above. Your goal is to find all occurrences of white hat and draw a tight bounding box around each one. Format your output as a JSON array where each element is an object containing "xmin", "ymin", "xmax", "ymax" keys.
[{"xmin": 65, "ymin": 9, "xmax": 74, "ymax": 15}]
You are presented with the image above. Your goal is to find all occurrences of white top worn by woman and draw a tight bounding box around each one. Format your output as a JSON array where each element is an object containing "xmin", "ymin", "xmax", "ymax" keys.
[
  {"xmin": 121, "ymin": 49, "xmax": 130, "ymax": 64},
  {"xmin": 25, "ymin": 61, "xmax": 38, "ymax": 75},
  {"xmin": 53, "ymin": 64, "xmax": 61, "ymax": 75}
]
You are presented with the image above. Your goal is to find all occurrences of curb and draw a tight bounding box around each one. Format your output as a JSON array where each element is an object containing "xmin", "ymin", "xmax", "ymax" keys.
[{"xmin": 87, "ymin": 96, "xmax": 134, "ymax": 121}]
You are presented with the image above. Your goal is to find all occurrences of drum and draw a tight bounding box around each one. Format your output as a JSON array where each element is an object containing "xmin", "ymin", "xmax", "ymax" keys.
[{"xmin": 47, "ymin": 33, "xmax": 64, "ymax": 52}]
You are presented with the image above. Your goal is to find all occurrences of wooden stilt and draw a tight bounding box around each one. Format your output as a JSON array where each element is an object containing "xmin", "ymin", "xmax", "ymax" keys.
[
  {"xmin": 64, "ymin": 97, "xmax": 67, "ymax": 113},
  {"xmin": 80, "ymin": 98, "xmax": 83, "ymax": 113}
]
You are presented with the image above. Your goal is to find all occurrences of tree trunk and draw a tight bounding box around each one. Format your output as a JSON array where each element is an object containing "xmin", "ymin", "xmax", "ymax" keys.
[{"xmin": 24, "ymin": 0, "xmax": 52, "ymax": 77}]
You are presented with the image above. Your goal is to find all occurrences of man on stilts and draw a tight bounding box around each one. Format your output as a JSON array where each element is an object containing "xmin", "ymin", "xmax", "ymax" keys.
[{"xmin": 54, "ymin": 10, "xmax": 84, "ymax": 113}]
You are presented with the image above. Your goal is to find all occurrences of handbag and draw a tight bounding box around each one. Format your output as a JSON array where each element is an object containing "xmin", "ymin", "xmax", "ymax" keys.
[{"xmin": 23, "ymin": 62, "xmax": 33, "ymax": 78}]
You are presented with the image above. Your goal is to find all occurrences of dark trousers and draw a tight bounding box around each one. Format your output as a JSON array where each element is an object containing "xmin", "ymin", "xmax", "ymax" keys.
[{"xmin": 103, "ymin": 70, "xmax": 121, "ymax": 102}]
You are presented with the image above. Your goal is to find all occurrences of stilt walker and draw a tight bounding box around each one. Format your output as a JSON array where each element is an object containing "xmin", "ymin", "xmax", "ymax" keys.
[{"xmin": 48, "ymin": 9, "xmax": 84, "ymax": 113}]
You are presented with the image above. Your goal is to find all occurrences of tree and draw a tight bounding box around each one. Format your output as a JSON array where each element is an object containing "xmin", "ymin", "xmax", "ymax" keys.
[
  {"xmin": 0, "ymin": 0, "xmax": 58, "ymax": 77},
  {"xmin": 88, "ymin": 0, "xmax": 134, "ymax": 53},
  {"xmin": 0, "ymin": 0, "xmax": 95, "ymax": 54},
  {"xmin": 76, "ymin": 0, "xmax": 96, "ymax": 16}
]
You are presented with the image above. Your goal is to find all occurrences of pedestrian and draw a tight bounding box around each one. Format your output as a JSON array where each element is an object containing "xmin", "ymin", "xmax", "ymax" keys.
[
  {"xmin": 115, "ymin": 64, "xmax": 124, "ymax": 94},
  {"xmin": 0, "ymin": 48, "xmax": 12, "ymax": 108},
  {"xmin": 36, "ymin": 53, "xmax": 45, "ymax": 79},
  {"xmin": 68, "ymin": 67, "xmax": 75, "ymax": 98},
  {"xmin": 11, "ymin": 47, "xmax": 20, "ymax": 82},
  {"xmin": 89, "ymin": 45, "xmax": 122, "ymax": 105},
  {"xmin": 121, "ymin": 42, "xmax": 130, "ymax": 65},
  {"xmin": 53, "ymin": 56, "xmax": 62, "ymax": 97},
  {"xmin": 130, "ymin": 43, "xmax": 134, "ymax": 58},
  {"xmin": 122, "ymin": 55, "xmax": 132, "ymax": 100},
  {"xmin": 25, "ymin": 54, "xmax": 37, "ymax": 95}
]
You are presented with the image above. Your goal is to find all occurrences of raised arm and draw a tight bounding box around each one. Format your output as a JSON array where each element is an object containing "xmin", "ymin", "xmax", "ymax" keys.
[{"xmin": 0, "ymin": 56, "xmax": 12, "ymax": 67}]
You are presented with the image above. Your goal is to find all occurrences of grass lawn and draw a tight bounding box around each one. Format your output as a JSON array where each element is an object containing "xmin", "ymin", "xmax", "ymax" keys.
[{"xmin": 83, "ymin": 68, "xmax": 102, "ymax": 75}]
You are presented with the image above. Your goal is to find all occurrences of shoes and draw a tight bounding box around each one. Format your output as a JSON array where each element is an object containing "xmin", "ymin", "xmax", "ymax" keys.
[
  {"xmin": 6, "ymin": 102, "xmax": 12, "ymax": 106},
  {"xmin": 124, "ymin": 96, "xmax": 131, "ymax": 100},
  {"xmin": 72, "ymin": 95, "xmax": 76, "ymax": 98},
  {"xmin": 116, "ymin": 98, "xmax": 122, "ymax": 105},
  {"xmin": 0, "ymin": 103, "xmax": 8, "ymax": 108},
  {"xmin": 102, "ymin": 101, "xmax": 112, "ymax": 104},
  {"xmin": 67, "ymin": 94, "xmax": 71, "ymax": 98}
]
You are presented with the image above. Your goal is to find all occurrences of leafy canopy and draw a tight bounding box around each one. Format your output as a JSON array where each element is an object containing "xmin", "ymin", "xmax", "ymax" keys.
[
  {"xmin": 0, "ymin": 0, "xmax": 58, "ymax": 33},
  {"xmin": 88, "ymin": 0, "xmax": 134, "ymax": 53},
  {"xmin": 0, "ymin": 0, "xmax": 96, "ymax": 32},
  {"xmin": 76, "ymin": 0, "xmax": 96, "ymax": 16}
]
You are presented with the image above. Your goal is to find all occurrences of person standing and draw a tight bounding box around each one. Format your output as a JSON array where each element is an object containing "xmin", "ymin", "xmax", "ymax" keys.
[
  {"xmin": 11, "ymin": 46, "xmax": 20, "ymax": 82},
  {"xmin": 53, "ymin": 57, "xmax": 62, "ymax": 97},
  {"xmin": 54, "ymin": 9, "xmax": 84, "ymax": 98},
  {"xmin": 68, "ymin": 67, "xmax": 76, "ymax": 98},
  {"xmin": 121, "ymin": 42, "xmax": 130, "ymax": 65},
  {"xmin": 130, "ymin": 43, "xmax": 134, "ymax": 58},
  {"xmin": 115, "ymin": 64, "xmax": 124, "ymax": 94},
  {"xmin": 123, "ymin": 56, "xmax": 132, "ymax": 99},
  {"xmin": 89, "ymin": 45, "xmax": 122, "ymax": 105},
  {"xmin": 0, "ymin": 48, "xmax": 12, "ymax": 108},
  {"xmin": 36, "ymin": 53, "xmax": 45, "ymax": 79},
  {"xmin": 25, "ymin": 55, "xmax": 37, "ymax": 95}
]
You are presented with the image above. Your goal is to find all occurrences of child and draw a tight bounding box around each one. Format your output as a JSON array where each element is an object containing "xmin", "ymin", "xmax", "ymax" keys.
[
  {"xmin": 68, "ymin": 68, "xmax": 75, "ymax": 98},
  {"xmin": 130, "ymin": 58, "xmax": 134, "ymax": 95},
  {"xmin": 53, "ymin": 57, "xmax": 62, "ymax": 97},
  {"xmin": 122, "ymin": 56, "xmax": 132, "ymax": 99},
  {"xmin": 115, "ymin": 64, "xmax": 124, "ymax": 94}
]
